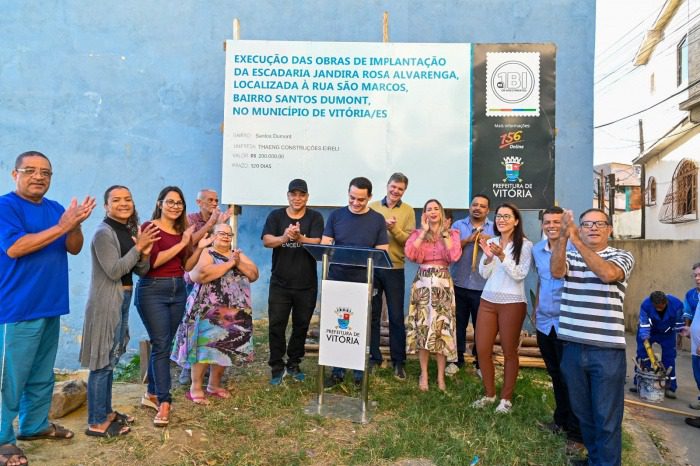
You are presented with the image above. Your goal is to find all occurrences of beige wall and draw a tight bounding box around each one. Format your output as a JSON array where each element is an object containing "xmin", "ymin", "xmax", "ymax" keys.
[{"xmin": 611, "ymin": 239, "xmax": 700, "ymax": 333}]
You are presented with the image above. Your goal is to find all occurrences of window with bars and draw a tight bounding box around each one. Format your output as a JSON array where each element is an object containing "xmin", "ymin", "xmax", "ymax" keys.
[
  {"xmin": 645, "ymin": 176, "xmax": 656, "ymax": 206},
  {"xmin": 658, "ymin": 159, "xmax": 698, "ymax": 223}
]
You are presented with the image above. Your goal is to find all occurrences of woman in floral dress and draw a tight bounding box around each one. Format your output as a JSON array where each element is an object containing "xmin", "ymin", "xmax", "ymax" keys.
[
  {"xmin": 171, "ymin": 223, "xmax": 259, "ymax": 404},
  {"xmin": 405, "ymin": 199, "xmax": 462, "ymax": 392}
]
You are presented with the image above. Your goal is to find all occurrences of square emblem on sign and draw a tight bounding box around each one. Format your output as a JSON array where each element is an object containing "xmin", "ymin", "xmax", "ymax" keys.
[{"xmin": 485, "ymin": 52, "xmax": 540, "ymax": 117}]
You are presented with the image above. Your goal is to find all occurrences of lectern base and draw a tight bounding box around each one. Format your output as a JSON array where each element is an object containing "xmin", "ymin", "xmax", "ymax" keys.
[{"xmin": 304, "ymin": 394, "xmax": 376, "ymax": 424}]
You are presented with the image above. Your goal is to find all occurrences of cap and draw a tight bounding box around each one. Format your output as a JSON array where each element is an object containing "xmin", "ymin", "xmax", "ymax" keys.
[{"xmin": 288, "ymin": 179, "xmax": 308, "ymax": 193}]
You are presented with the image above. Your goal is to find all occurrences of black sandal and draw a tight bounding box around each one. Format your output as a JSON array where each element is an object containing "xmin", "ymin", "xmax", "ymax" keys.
[
  {"xmin": 0, "ymin": 443, "xmax": 28, "ymax": 465},
  {"xmin": 84, "ymin": 421, "xmax": 130, "ymax": 438},
  {"xmin": 112, "ymin": 411, "xmax": 135, "ymax": 425}
]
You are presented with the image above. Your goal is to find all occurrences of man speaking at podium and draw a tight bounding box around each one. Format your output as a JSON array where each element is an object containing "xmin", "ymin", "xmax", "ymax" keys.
[{"xmin": 321, "ymin": 177, "xmax": 388, "ymax": 388}]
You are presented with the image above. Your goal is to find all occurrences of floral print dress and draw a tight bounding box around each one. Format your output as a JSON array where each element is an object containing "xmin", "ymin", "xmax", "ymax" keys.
[{"xmin": 171, "ymin": 249, "xmax": 254, "ymax": 367}]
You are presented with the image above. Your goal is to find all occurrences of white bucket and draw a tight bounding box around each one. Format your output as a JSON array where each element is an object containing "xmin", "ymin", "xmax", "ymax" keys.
[{"xmin": 637, "ymin": 370, "xmax": 666, "ymax": 403}]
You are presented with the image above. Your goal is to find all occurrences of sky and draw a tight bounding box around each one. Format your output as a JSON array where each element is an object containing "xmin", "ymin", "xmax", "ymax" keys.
[{"xmin": 594, "ymin": 0, "xmax": 663, "ymax": 165}]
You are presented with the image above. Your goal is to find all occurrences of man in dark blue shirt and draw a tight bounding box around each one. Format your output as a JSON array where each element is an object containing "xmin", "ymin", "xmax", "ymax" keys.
[{"xmin": 321, "ymin": 177, "xmax": 388, "ymax": 387}]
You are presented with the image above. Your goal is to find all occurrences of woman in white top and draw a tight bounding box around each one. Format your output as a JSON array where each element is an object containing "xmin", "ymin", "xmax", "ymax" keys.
[{"xmin": 471, "ymin": 203, "xmax": 532, "ymax": 414}]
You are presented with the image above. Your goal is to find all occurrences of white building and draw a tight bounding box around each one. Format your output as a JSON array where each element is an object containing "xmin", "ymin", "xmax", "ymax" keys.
[{"xmin": 631, "ymin": 0, "xmax": 700, "ymax": 239}]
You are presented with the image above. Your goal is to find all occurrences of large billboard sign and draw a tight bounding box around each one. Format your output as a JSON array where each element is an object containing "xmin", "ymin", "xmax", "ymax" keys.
[{"xmin": 222, "ymin": 40, "xmax": 555, "ymax": 209}]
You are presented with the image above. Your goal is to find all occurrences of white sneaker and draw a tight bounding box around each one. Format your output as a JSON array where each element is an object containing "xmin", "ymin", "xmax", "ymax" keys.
[
  {"xmin": 690, "ymin": 399, "xmax": 700, "ymax": 410},
  {"xmin": 476, "ymin": 368, "xmax": 483, "ymax": 380},
  {"xmin": 445, "ymin": 363, "xmax": 459, "ymax": 377},
  {"xmin": 495, "ymin": 399, "xmax": 512, "ymax": 414},
  {"xmin": 471, "ymin": 395, "xmax": 497, "ymax": 408}
]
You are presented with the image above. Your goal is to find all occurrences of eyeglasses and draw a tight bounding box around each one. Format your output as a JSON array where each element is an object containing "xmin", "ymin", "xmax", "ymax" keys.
[
  {"xmin": 495, "ymin": 214, "xmax": 513, "ymax": 220},
  {"xmin": 580, "ymin": 221, "xmax": 609, "ymax": 229},
  {"xmin": 215, "ymin": 231, "xmax": 234, "ymax": 238},
  {"xmin": 161, "ymin": 199, "xmax": 184, "ymax": 208},
  {"xmin": 16, "ymin": 167, "xmax": 53, "ymax": 178}
]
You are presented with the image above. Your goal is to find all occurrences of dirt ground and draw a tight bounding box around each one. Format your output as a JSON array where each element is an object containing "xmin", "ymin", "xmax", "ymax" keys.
[{"xmin": 17, "ymin": 381, "xmax": 209, "ymax": 466}]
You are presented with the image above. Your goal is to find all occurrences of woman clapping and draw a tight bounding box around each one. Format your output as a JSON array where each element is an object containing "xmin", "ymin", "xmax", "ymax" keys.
[{"xmin": 405, "ymin": 199, "xmax": 462, "ymax": 391}]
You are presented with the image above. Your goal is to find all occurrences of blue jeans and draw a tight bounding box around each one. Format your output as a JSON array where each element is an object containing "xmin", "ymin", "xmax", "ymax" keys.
[
  {"xmin": 370, "ymin": 268, "xmax": 405, "ymax": 365},
  {"xmin": 561, "ymin": 341, "xmax": 625, "ymax": 466},
  {"xmin": 0, "ymin": 317, "xmax": 60, "ymax": 444},
  {"xmin": 135, "ymin": 277, "xmax": 187, "ymax": 404},
  {"xmin": 87, "ymin": 289, "xmax": 132, "ymax": 425},
  {"xmin": 693, "ymin": 355, "xmax": 700, "ymax": 398}
]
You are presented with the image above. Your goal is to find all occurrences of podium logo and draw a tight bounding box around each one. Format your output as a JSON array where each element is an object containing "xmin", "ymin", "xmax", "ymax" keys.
[{"xmin": 335, "ymin": 307, "xmax": 353, "ymax": 330}]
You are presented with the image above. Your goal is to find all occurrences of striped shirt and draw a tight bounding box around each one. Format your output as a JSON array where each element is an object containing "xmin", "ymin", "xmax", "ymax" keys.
[{"xmin": 558, "ymin": 246, "xmax": 635, "ymax": 348}]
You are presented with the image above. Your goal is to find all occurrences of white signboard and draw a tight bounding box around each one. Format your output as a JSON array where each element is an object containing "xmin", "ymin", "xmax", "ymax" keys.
[
  {"xmin": 318, "ymin": 280, "xmax": 370, "ymax": 371},
  {"xmin": 222, "ymin": 40, "xmax": 471, "ymax": 208}
]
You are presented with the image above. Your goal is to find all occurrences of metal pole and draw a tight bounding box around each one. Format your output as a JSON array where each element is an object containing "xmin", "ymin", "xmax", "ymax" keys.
[
  {"xmin": 316, "ymin": 253, "xmax": 330, "ymax": 410},
  {"xmin": 360, "ymin": 257, "xmax": 374, "ymax": 423}
]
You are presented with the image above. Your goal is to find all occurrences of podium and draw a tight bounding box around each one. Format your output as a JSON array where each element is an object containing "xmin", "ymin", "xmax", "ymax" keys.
[{"xmin": 302, "ymin": 244, "xmax": 392, "ymax": 424}]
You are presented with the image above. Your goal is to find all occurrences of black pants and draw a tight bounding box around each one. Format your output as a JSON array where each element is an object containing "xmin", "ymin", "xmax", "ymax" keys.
[
  {"xmin": 537, "ymin": 328, "xmax": 581, "ymax": 440},
  {"xmin": 455, "ymin": 286, "xmax": 481, "ymax": 368},
  {"xmin": 370, "ymin": 268, "xmax": 406, "ymax": 365},
  {"xmin": 267, "ymin": 284, "xmax": 317, "ymax": 375}
]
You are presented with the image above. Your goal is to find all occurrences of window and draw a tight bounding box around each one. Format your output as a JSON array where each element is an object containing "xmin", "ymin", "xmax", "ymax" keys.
[
  {"xmin": 646, "ymin": 176, "xmax": 656, "ymax": 206},
  {"xmin": 677, "ymin": 35, "xmax": 688, "ymax": 87},
  {"xmin": 658, "ymin": 159, "xmax": 698, "ymax": 223}
]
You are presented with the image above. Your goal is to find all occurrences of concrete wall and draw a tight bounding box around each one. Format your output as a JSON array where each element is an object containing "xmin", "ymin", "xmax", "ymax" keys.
[
  {"xmin": 0, "ymin": 0, "xmax": 596, "ymax": 368},
  {"xmin": 611, "ymin": 239, "xmax": 700, "ymax": 332}
]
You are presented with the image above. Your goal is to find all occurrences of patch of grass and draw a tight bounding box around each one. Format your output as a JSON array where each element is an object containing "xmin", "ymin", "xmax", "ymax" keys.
[{"xmin": 71, "ymin": 321, "xmax": 640, "ymax": 465}]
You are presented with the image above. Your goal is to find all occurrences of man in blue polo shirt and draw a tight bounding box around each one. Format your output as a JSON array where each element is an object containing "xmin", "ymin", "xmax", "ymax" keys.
[
  {"xmin": 321, "ymin": 177, "xmax": 389, "ymax": 387},
  {"xmin": 448, "ymin": 194, "xmax": 494, "ymax": 376},
  {"xmin": 532, "ymin": 206, "xmax": 581, "ymax": 443},
  {"xmin": 0, "ymin": 151, "xmax": 95, "ymax": 464}
]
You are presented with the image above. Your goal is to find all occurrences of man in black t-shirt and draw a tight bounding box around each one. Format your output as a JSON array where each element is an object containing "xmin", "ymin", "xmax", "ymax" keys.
[{"xmin": 262, "ymin": 179, "xmax": 324, "ymax": 385}]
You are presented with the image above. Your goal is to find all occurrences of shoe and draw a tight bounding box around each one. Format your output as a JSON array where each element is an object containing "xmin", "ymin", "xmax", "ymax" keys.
[
  {"xmin": 537, "ymin": 421, "xmax": 563, "ymax": 435},
  {"xmin": 270, "ymin": 370, "xmax": 286, "ymax": 386},
  {"xmin": 153, "ymin": 402, "xmax": 170, "ymax": 427},
  {"xmin": 324, "ymin": 375, "xmax": 343, "ymax": 389},
  {"xmin": 628, "ymin": 385, "xmax": 638, "ymax": 393},
  {"xmin": 185, "ymin": 391, "xmax": 210, "ymax": 405},
  {"xmin": 568, "ymin": 459, "xmax": 589, "ymax": 466},
  {"xmin": 445, "ymin": 363, "xmax": 459, "ymax": 377},
  {"xmin": 495, "ymin": 399, "xmax": 512, "ymax": 414},
  {"xmin": 286, "ymin": 366, "xmax": 305, "ymax": 382},
  {"xmin": 85, "ymin": 420, "xmax": 130, "ymax": 438},
  {"xmin": 471, "ymin": 395, "xmax": 497, "ymax": 408},
  {"xmin": 685, "ymin": 417, "xmax": 700, "ymax": 428},
  {"xmin": 689, "ymin": 399, "xmax": 700, "ymax": 410},
  {"xmin": 665, "ymin": 389, "xmax": 677, "ymax": 399},
  {"xmin": 353, "ymin": 377, "xmax": 363, "ymax": 388},
  {"xmin": 476, "ymin": 368, "xmax": 483, "ymax": 380},
  {"xmin": 141, "ymin": 393, "xmax": 159, "ymax": 411},
  {"xmin": 393, "ymin": 363, "xmax": 406, "ymax": 381},
  {"xmin": 178, "ymin": 367, "xmax": 192, "ymax": 385}
]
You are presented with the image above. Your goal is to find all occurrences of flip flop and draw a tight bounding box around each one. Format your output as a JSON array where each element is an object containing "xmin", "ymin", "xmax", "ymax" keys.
[
  {"xmin": 140, "ymin": 393, "xmax": 159, "ymax": 411},
  {"xmin": 205, "ymin": 387, "xmax": 231, "ymax": 399},
  {"xmin": 16, "ymin": 422, "xmax": 74, "ymax": 441},
  {"xmin": 153, "ymin": 402, "xmax": 170, "ymax": 427},
  {"xmin": 84, "ymin": 421, "xmax": 130, "ymax": 438},
  {"xmin": 185, "ymin": 391, "xmax": 210, "ymax": 405},
  {"xmin": 0, "ymin": 443, "xmax": 28, "ymax": 466},
  {"xmin": 112, "ymin": 411, "xmax": 135, "ymax": 425}
]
